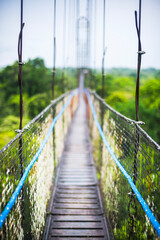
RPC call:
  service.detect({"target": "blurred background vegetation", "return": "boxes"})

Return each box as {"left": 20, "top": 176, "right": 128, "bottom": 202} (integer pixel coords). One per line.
{"left": 88, "top": 68, "right": 160, "bottom": 144}
{"left": 0, "top": 58, "right": 77, "bottom": 149}
{"left": 0, "top": 58, "right": 160, "bottom": 149}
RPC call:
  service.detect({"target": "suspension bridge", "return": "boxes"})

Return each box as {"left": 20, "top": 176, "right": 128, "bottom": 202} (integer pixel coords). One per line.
{"left": 0, "top": 0, "right": 160, "bottom": 239}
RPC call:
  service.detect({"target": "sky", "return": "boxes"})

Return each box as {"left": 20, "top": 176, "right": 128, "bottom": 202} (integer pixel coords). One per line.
{"left": 0, "top": 0, "right": 160, "bottom": 69}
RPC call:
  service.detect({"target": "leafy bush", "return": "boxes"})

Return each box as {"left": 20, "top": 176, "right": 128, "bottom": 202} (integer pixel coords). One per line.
{"left": 28, "top": 93, "right": 50, "bottom": 119}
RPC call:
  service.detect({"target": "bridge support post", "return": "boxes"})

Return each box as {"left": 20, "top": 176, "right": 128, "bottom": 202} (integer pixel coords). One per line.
{"left": 128, "top": 0, "right": 145, "bottom": 238}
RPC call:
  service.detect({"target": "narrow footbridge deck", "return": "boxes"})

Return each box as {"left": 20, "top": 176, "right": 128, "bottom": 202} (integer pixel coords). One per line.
{"left": 46, "top": 96, "right": 108, "bottom": 239}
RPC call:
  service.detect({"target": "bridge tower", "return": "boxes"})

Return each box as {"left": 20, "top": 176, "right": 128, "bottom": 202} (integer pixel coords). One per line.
{"left": 76, "top": 0, "right": 91, "bottom": 71}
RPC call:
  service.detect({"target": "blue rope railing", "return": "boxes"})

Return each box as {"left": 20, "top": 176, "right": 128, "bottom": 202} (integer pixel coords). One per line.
{"left": 0, "top": 91, "right": 75, "bottom": 229}
{"left": 85, "top": 89, "right": 160, "bottom": 237}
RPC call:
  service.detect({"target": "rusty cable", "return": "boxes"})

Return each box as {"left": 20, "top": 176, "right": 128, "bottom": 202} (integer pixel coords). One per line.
{"left": 102, "top": 0, "right": 106, "bottom": 99}
{"left": 52, "top": 0, "right": 56, "bottom": 100}
{"left": 134, "top": 0, "right": 145, "bottom": 122}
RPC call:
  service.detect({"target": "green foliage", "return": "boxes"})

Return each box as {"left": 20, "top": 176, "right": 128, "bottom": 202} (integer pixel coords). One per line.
{"left": 106, "top": 92, "right": 127, "bottom": 106}
{"left": 0, "top": 115, "right": 29, "bottom": 149}
{"left": 22, "top": 58, "right": 51, "bottom": 97}
{"left": 28, "top": 93, "right": 50, "bottom": 119}
{"left": 7, "top": 94, "right": 20, "bottom": 116}
{"left": 0, "top": 58, "right": 77, "bottom": 148}
{"left": 1, "top": 61, "right": 159, "bottom": 146}
{"left": 89, "top": 68, "right": 160, "bottom": 144}
{"left": 140, "top": 78, "right": 160, "bottom": 109}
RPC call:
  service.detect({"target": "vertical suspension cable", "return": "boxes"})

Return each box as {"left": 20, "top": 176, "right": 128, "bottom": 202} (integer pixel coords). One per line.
{"left": 135, "top": 0, "right": 145, "bottom": 121}
{"left": 134, "top": 0, "right": 145, "bottom": 185}
{"left": 128, "top": 1, "right": 145, "bottom": 237}
{"left": 18, "top": 0, "right": 24, "bottom": 130}
{"left": 17, "top": 0, "right": 25, "bottom": 178}
{"left": 102, "top": 0, "right": 106, "bottom": 99}
{"left": 86, "top": 0, "right": 90, "bottom": 70}
{"left": 68, "top": 0, "right": 72, "bottom": 63}
{"left": 17, "top": 0, "right": 25, "bottom": 229}
{"left": 103, "top": 0, "right": 105, "bottom": 60}
{"left": 86, "top": 0, "right": 90, "bottom": 87}
{"left": 94, "top": 0, "right": 97, "bottom": 70}
{"left": 76, "top": 0, "right": 79, "bottom": 87}
{"left": 72, "top": 0, "right": 76, "bottom": 75}
{"left": 62, "top": 0, "right": 66, "bottom": 93}
{"left": 52, "top": 0, "right": 56, "bottom": 100}
{"left": 67, "top": 0, "right": 72, "bottom": 89}
{"left": 133, "top": 0, "right": 145, "bottom": 189}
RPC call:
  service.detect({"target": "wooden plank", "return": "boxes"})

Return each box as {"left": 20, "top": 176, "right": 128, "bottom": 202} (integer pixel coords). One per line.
{"left": 59, "top": 176, "right": 94, "bottom": 179}
{"left": 60, "top": 168, "right": 93, "bottom": 171}
{"left": 56, "top": 189, "right": 96, "bottom": 194}
{"left": 51, "top": 209, "right": 102, "bottom": 215}
{"left": 58, "top": 182, "right": 95, "bottom": 185}
{"left": 53, "top": 203, "right": 99, "bottom": 209}
{"left": 56, "top": 192, "right": 96, "bottom": 195}
{"left": 51, "top": 222, "right": 103, "bottom": 229}
{"left": 61, "top": 167, "right": 93, "bottom": 169}
{"left": 63, "top": 158, "right": 90, "bottom": 160}
{"left": 62, "top": 165, "right": 93, "bottom": 168}
{"left": 58, "top": 179, "right": 95, "bottom": 182}
{"left": 57, "top": 182, "right": 97, "bottom": 186}
{"left": 59, "top": 180, "right": 94, "bottom": 183}
{"left": 54, "top": 198, "right": 98, "bottom": 204}
{"left": 63, "top": 158, "right": 91, "bottom": 160}
{"left": 50, "top": 229, "right": 105, "bottom": 237}
{"left": 58, "top": 174, "right": 92, "bottom": 177}
{"left": 63, "top": 153, "right": 90, "bottom": 156}
{"left": 62, "top": 160, "right": 91, "bottom": 163}
{"left": 59, "top": 179, "right": 94, "bottom": 182}
{"left": 55, "top": 194, "right": 97, "bottom": 199}
{"left": 57, "top": 186, "right": 97, "bottom": 190}
{"left": 63, "top": 160, "right": 92, "bottom": 162}
{"left": 58, "top": 171, "right": 93, "bottom": 176}
{"left": 51, "top": 215, "right": 103, "bottom": 221}
{"left": 49, "top": 237, "right": 105, "bottom": 240}
{"left": 60, "top": 171, "right": 92, "bottom": 173}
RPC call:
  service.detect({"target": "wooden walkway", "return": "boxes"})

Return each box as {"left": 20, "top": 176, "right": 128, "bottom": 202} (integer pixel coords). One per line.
{"left": 45, "top": 96, "right": 109, "bottom": 240}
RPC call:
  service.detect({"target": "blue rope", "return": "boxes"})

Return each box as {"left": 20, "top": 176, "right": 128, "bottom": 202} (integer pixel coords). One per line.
{"left": 85, "top": 89, "right": 160, "bottom": 237}
{"left": 0, "top": 91, "right": 75, "bottom": 229}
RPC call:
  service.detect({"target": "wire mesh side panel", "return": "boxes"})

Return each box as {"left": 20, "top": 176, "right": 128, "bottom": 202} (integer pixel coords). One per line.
{"left": 55, "top": 100, "right": 64, "bottom": 165}
{"left": 0, "top": 92, "right": 77, "bottom": 240}
{"left": 89, "top": 92, "right": 160, "bottom": 240}
{"left": 23, "top": 109, "right": 54, "bottom": 239}
{"left": 0, "top": 135, "right": 23, "bottom": 240}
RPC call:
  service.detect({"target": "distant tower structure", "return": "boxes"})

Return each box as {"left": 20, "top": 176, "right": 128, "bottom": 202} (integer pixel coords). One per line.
{"left": 77, "top": 0, "right": 91, "bottom": 70}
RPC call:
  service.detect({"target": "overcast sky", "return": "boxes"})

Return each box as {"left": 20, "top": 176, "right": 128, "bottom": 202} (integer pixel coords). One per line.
{"left": 0, "top": 0, "right": 160, "bottom": 69}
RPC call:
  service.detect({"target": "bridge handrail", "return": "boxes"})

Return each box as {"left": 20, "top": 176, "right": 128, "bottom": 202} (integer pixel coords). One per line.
{"left": 92, "top": 90, "right": 160, "bottom": 151}
{"left": 0, "top": 92, "right": 70, "bottom": 157}
{"left": 86, "top": 89, "right": 160, "bottom": 237}
{"left": 0, "top": 90, "right": 76, "bottom": 229}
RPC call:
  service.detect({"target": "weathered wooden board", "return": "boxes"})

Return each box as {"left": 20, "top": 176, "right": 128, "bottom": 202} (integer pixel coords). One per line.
{"left": 55, "top": 193, "right": 97, "bottom": 199}
{"left": 46, "top": 97, "right": 108, "bottom": 240}
{"left": 57, "top": 186, "right": 97, "bottom": 190}
{"left": 56, "top": 189, "right": 96, "bottom": 194}
{"left": 50, "top": 229, "right": 105, "bottom": 237}
{"left": 51, "top": 222, "right": 103, "bottom": 229}
{"left": 53, "top": 203, "right": 100, "bottom": 209}
{"left": 51, "top": 215, "right": 104, "bottom": 221}
{"left": 54, "top": 198, "right": 98, "bottom": 204}
{"left": 51, "top": 209, "right": 102, "bottom": 215}
{"left": 48, "top": 238, "right": 105, "bottom": 240}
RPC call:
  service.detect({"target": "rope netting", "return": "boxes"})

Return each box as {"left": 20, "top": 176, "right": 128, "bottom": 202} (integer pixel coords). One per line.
{"left": 86, "top": 90, "right": 160, "bottom": 240}
{"left": 0, "top": 91, "right": 78, "bottom": 239}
